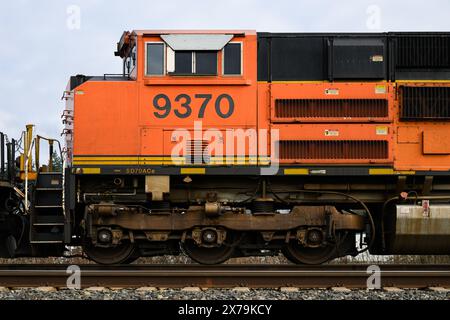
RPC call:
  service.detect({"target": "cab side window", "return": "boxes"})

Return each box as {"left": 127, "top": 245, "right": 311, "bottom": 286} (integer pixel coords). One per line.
{"left": 196, "top": 51, "right": 217, "bottom": 75}
{"left": 174, "top": 51, "right": 193, "bottom": 74}
{"left": 146, "top": 43, "right": 165, "bottom": 75}
{"left": 223, "top": 43, "right": 242, "bottom": 75}
{"left": 173, "top": 51, "right": 217, "bottom": 75}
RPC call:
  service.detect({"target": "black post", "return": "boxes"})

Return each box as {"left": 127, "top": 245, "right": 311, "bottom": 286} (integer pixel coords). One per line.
{"left": 0, "top": 132, "right": 4, "bottom": 179}
{"left": 7, "top": 139, "right": 15, "bottom": 182}
{"left": 11, "top": 139, "right": 16, "bottom": 182}
{"left": 6, "top": 142, "right": 12, "bottom": 181}
{"left": 49, "top": 141, "right": 54, "bottom": 172}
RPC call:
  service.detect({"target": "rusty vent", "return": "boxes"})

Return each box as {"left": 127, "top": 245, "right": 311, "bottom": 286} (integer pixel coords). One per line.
{"left": 279, "top": 140, "right": 388, "bottom": 159}
{"left": 396, "top": 36, "right": 450, "bottom": 69}
{"left": 400, "top": 86, "right": 450, "bottom": 120}
{"left": 185, "top": 140, "right": 210, "bottom": 164}
{"left": 274, "top": 99, "right": 388, "bottom": 118}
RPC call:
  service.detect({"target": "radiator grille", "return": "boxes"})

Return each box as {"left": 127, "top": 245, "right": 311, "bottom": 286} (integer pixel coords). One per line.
{"left": 400, "top": 86, "right": 450, "bottom": 120}
{"left": 279, "top": 140, "right": 388, "bottom": 160}
{"left": 396, "top": 36, "right": 450, "bottom": 69}
{"left": 274, "top": 99, "right": 388, "bottom": 118}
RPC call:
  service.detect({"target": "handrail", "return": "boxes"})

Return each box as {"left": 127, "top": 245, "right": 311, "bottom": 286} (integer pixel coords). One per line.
{"left": 61, "top": 150, "right": 67, "bottom": 219}
{"left": 60, "top": 90, "right": 72, "bottom": 101}
{"left": 103, "top": 73, "right": 130, "bottom": 80}
{"left": 24, "top": 139, "right": 35, "bottom": 213}
{"left": 24, "top": 134, "right": 64, "bottom": 214}
{"left": 61, "top": 128, "right": 72, "bottom": 136}
{"left": 0, "top": 132, "right": 5, "bottom": 180}
{"left": 36, "top": 135, "right": 63, "bottom": 156}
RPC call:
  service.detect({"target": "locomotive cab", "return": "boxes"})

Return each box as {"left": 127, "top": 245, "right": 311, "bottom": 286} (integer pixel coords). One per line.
{"left": 115, "top": 30, "right": 245, "bottom": 78}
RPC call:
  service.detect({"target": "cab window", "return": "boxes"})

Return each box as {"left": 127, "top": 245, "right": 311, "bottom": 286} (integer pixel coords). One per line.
{"left": 223, "top": 43, "right": 242, "bottom": 75}
{"left": 173, "top": 51, "right": 217, "bottom": 75}
{"left": 146, "top": 43, "right": 165, "bottom": 75}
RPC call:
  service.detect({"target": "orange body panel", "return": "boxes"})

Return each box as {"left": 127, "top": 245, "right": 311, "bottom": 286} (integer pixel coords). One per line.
{"left": 394, "top": 83, "right": 450, "bottom": 171}
{"left": 73, "top": 81, "right": 139, "bottom": 155}
{"left": 69, "top": 31, "right": 450, "bottom": 173}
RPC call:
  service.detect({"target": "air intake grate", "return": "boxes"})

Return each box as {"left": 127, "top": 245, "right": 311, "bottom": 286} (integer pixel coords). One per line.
{"left": 395, "top": 36, "right": 450, "bottom": 69}
{"left": 279, "top": 140, "right": 388, "bottom": 160}
{"left": 185, "top": 140, "right": 210, "bottom": 164}
{"left": 400, "top": 86, "right": 450, "bottom": 120}
{"left": 274, "top": 99, "right": 388, "bottom": 118}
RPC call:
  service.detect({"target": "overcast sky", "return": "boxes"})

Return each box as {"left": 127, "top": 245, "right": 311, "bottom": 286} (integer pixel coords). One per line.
{"left": 1, "top": 0, "right": 449, "bottom": 144}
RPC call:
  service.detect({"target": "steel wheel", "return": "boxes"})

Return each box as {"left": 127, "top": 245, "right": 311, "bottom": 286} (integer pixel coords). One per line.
{"left": 181, "top": 232, "right": 238, "bottom": 265}
{"left": 282, "top": 242, "right": 336, "bottom": 265}
{"left": 182, "top": 242, "right": 235, "bottom": 265}
{"left": 84, "top": 243, "right": 136, "bottom": 265}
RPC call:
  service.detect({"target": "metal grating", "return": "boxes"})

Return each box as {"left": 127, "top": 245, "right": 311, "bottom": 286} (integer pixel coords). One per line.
{"left": 400, "top": 86, "right": 450, "bottom": 120}
{"left": 279, "top": 140, "right": 388, "bottom": 160}
{"left": 274, "top": 99, "right": 388, "bottom": 118}
{"left": 396, "top": 36, "right": 450, "bottom": 69}
{"left": 185, "top": 140, "right": 210, "bottom": 164}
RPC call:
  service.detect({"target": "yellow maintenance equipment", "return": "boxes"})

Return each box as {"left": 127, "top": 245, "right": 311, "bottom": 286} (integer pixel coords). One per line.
{"left": 19, "top": 124, "right": 37, "bottom": 181}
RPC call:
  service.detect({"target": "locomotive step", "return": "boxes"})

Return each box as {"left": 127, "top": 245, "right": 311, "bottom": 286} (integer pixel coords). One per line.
{"left": 35, "top": 188, "right": 63, "bottom": 191}
{"left": 32, "top": 215, "right": 65, "bottom": 226}
{"left": 29, "top": 232, "right": 64, "bottom": 243}
{"left": 29, "top": 240, "right": 64, "bottom": 244}
{"left": 32, "top": 222, "right": 64, "bottom": 226}
{"left": 36, "top": 173, "right": 62, "bottom": 189}
{"left": 37, "top": 172, "right": 64, "bottom": 175}
{"left": 34, "top": 205, "right": 63, "bottom": 208}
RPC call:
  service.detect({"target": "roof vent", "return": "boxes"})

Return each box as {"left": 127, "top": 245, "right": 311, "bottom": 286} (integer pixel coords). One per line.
{"left": 161, "top": 34, "right": 233, "bottom": 51}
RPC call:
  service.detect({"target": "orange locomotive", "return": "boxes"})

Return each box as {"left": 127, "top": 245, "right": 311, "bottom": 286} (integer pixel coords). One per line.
{"left": 2, "top": 30, "right": 450, "bottom": 264}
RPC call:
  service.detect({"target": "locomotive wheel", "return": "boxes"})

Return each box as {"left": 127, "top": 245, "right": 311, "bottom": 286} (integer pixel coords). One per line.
{"left": 282, "top": 242, "right": 336, "bottom": 265}
{"left": 181, "top": 233, "right": 238, "bottom": 265}
{"left": 84, "top": 243, "right": 136, "bottom": 265}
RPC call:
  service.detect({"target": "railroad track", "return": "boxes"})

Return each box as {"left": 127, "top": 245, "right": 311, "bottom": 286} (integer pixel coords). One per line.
{"left": 0, "top": 264, "right": 449, "bottom": 289}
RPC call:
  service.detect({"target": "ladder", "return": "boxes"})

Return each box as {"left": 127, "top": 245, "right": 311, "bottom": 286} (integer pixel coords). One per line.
{"left": 29, "top": 172, "right": 65, "bottom": 244}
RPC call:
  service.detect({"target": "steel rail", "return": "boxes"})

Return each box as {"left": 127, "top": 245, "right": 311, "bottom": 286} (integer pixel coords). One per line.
{"left": 0, "top": 264, "right": 448, "bottom": 288}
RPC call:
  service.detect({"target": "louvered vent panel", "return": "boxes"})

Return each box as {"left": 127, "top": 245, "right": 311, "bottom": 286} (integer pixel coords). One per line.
{"left": 400, "top": 86, "right": 450, "bottom": 120}
{"left": 396, "top": 36, "right": 450, "bottom": 69}
{"left": 185, "top": 140, "right": 210, "bottom": 164}
{"left": 274, "top": 99, "right": 388, "bottom": 118}
{"left": 279, "top": 140, "right": 388, "bottom": 160}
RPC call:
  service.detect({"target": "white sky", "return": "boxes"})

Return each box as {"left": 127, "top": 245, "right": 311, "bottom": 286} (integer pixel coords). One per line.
{"left": 0, "top": 0, "right": 449, "bottom": 143}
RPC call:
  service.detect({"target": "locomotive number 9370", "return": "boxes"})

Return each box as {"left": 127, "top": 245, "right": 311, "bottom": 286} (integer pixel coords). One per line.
{"left": 152, "top": 93, "right": 235, "bottom": 119}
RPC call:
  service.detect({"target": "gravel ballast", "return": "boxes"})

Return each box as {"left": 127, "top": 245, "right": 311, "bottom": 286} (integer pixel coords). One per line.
{"left": 0, "top": 288, "right": 448, "bottom": 300}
